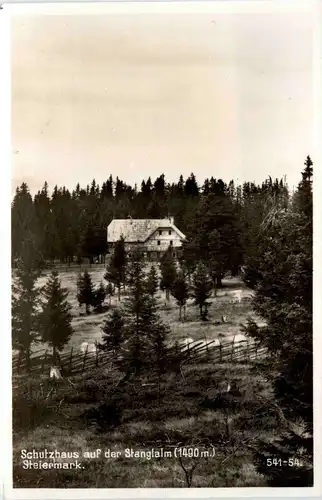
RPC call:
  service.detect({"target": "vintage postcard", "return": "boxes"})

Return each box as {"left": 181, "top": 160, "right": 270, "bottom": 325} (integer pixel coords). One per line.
{"left": 1, "top": 0, "right": 321, "bottom": 498}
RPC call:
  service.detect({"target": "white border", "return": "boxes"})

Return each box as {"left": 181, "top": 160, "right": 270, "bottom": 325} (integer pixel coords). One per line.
{"left": 0, "top": 1, "right": 321, "bottom": 499}
{"left": 0, "top": 2, "right": 13, "bottom": 499}
{"left": 1, "top": 0, "right": 319, "bottom": 14}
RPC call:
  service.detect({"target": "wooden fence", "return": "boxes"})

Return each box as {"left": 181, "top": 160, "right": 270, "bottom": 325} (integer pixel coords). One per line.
{"left": 178, "top": 337, "right": 266, "bottom": 364}
{"left": 12, "top": 337, "right": 266, "bottom": 382}
{"left": 12, "top": 343, "right": 110, "bottom": 378}
{"left": 42, "top": 262, "right": 107, "bottom": 275}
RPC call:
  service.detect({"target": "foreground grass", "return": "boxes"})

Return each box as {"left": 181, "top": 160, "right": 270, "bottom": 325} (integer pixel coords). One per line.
{"left": 13, "top": 358, "right": 277, "bottom": 488}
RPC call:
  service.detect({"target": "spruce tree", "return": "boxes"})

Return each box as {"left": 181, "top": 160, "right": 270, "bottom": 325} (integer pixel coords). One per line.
{"left": 11, "top": 183, "right": 39, "bottom": 264}
{"left": 183, "top": 191, "right": 244, "bottom": 286}
{"left": 160, "top": 247, "right": 177, "bottom": 301}
{"left": 171, "top": 270, "right": 189, "bottom": 321}
{"left": 105, "top": 236, "right": 127, "bottom": 301}
{"left": 50, "top": 185, "right": 75, "bottom": 263}
{"left": 39, "top": 271, "right": 73, "bottom": 364}
{"left": 146, "top": 265, "right": 159, "bottom": 297}
{"left": 77, "top": 270, "right": 95, "bottom": 314}
{"left": 247, "top": 159, "right": 313, "bottom": 486}
{"left": 120, "top": 248, "right": 150, "bottom": 376}
{"left": 207, "top": 229, "right": 224, "bottom": 294}
{"left": 192, "top": 263, "right": 212, "bottom": 320}
{"left": 184, "top": 173, "right": 199, "bottom": 197}
{"left": 12, "top": 244, "right": 42, "bottom": 371}
{"left": 34, "top": 181, "right": 53, "bottom": 262}
{"left": 148, "top": 298, "right": 170, "bottom": 403}
{"left": 240, "top": 177, "right": 289, "bottom": 289}
{"left": 100, "top": 308, "right": 124, "bottom": 356}
{"left": 293, "top": 155, "right": 313, "bottom": 218}
{"left": 92, "top": 282, "right": 106, "bottom": 312}
{"left": 120, "top": 249, "right": 169, "bottom": 385}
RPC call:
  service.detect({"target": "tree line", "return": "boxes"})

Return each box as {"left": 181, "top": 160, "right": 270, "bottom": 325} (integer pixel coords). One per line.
{"left": 12, "top": 172, "right": 288, "bottom": 276}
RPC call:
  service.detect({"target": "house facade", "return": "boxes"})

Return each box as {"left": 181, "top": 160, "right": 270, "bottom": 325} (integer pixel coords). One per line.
{"left": 107, "top": 216, "right": 185, "bottom": 260}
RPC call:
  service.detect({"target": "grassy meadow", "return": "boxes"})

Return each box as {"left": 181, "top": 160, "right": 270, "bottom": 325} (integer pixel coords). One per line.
{"left": 12, "top": 265, "right": 276, "bottom": 488}
{"left": 34, "top": 265, "right": 258, "bottom": 352}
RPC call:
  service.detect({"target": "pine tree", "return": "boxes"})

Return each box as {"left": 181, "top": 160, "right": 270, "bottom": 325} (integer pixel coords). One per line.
{"left": 34, "top": 181, "right": 52, "bottom": 262}
{"left": 12, "top": 183, "right": 43, "bottom": 267}
{"left": 77, "top": 271, "right": 95, "bottom": 314}
{"left": 192, "top": 263, "right": 212, "bottom": 321}
{"left": 148, "top": 299, "right": 170, "bottom": 403}
{"left": 100, "top": 308, "right": 124, "bottom": 356}
{"left": 146, "top": 265, "right": 159, "bottom": 297}
{"left": 208, "top": 229, "right": 224, "bottom": 294}
{"left": 240, "top": 177, "right": 289, "bottom": 289}
{"left": 39, "top": 271, "right": 73, "bottom": 364}
{"left": 183, "top": 192, "right": 244, "bottom": 286}
{"left": 247, "top": 159, "right": 313, "bottom": 486}
{"left": 105, "top": 237, "right": 127, "bottom": 301}
{"left": 120, "top": 249, "right": 150, "bottom": 376}
{"left": 125, "top": 248, "right": 146, "bottom": 300}
{"left": 50, "top": 186, "right": 75, "bottom": 263}
{"left": 160, "top": 247, "right": 177, "bottom": 301}
{"left": 171, "top": 270, "right": 189, "bottom": 321}
{"left": 118, "top": 248, "right": 170, "bottom": 387}
{"left": 184, "top": 173, "right": 199, "bottom": 197}
{"left": 12, "top": 247, "right": 42, "bottom": 371}
{"left": 92, "top": 282, "right": 106, "bottom": 312}
{"left": 293, "top": 155, "right": 312, "bottom": 218}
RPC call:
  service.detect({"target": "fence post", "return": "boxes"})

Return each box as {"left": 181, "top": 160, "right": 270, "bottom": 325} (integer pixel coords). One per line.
{"left": 95, "top": 341, "right": 99, "bottom": 367}
{"left": 57, "top": 351, "right": 64, "bottom": 376}
{"left": 175, "top": 342, "right": 179, "bottom": 358}
{"left": 69, "top": 347, "right": 74, "bottom": 375}
{"left": 247, "top": 339, "right": 250, "bottom": 362}
{"left": 42, "top": 350, "right": 48, "bottom": 374}
{"left": 28, "top": 380, "right": 32, "bottom": 398}
{"left": 230, "top": 340, "right": 235, "bottom": 363}
{"left": 204, "top": 335, "right": 209, "bottom": 357}
{"left": 82, "top": 345, "right": 88, "bottom": 373}
{"left": 17, "top": 351, "right": 21, "bottom": 374}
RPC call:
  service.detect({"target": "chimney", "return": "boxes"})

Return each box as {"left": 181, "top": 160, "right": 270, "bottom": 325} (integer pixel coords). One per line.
{"left": 169, "top": 215, "right": 174, "bottom": 225}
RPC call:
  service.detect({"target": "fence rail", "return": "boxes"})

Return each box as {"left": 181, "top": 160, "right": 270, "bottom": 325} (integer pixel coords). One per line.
{"left": 12, "top": 337, "right": 267, "bottom": 384}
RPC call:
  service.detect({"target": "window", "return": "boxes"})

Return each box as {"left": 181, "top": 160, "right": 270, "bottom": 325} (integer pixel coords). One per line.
{"left": 157, "top": 240, "right": 161, "bottom": 245}
{"left": 173, "top": 253, "right": 176, "bottom": 258}
{"left": 159, "top": 230, "right": 162, "bottom": 236}
{"left": 169, "top": 230, "right": 172, "bottom": 235}
{"left": 170, "top": 240, "right": 173, "bottom": 246}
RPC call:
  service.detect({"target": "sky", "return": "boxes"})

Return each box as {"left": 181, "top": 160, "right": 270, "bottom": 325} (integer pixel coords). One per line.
{"left": 11, "top": 9, "right": 314, "bottom": 196}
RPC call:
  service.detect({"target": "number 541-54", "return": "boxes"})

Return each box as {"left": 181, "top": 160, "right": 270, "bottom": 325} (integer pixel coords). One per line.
{"left": 267, "top": 458, "right": 303, "bottom": 467}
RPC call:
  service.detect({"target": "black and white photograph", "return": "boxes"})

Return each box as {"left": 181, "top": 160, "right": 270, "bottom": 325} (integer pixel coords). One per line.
{"left": 5, "top": 0, "right": 319, "bottom": 493}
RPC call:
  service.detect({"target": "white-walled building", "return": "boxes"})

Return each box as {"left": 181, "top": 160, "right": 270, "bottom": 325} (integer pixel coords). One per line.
{"left": 107, "top": 216, "right": 185, "bottom": 260}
